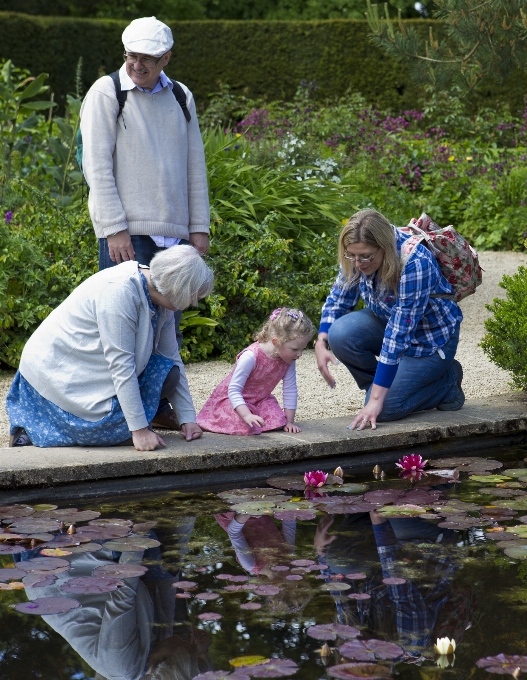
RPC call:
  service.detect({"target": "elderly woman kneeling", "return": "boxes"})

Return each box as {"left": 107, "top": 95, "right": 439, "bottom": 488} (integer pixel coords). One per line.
{"left": 7, "top": 245, "right": 214, "bottom": 451}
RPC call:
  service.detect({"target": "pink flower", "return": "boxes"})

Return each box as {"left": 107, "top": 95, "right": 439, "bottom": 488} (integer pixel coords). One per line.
{"left": 396, "top": 454, "right": 427, "bottom": 472}
{"left": 304, "top": 470, "right": 328, "bottom": 487}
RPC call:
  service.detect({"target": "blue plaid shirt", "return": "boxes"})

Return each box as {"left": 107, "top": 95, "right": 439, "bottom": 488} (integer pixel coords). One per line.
{"left": 320, "top": 228, "right": 462, "bottom": 368}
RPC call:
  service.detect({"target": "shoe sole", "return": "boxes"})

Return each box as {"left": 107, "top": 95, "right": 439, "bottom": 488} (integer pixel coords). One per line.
{"left": 9, "top": 427, "right": 24, "bottom": 447}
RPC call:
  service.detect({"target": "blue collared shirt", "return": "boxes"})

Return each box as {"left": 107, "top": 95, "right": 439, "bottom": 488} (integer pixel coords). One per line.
{"left": 320, "top": 228, "right": 462, "bottom": 384}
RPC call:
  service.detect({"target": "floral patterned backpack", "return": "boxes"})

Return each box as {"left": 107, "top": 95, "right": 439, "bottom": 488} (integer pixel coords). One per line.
{"left": 399, "top": 213, "right": 483, "bottom": 302}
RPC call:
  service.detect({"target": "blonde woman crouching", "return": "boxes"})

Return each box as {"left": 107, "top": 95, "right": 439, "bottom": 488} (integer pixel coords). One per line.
{"left": 314, "top": 208, "right": 464, "bottom": 430}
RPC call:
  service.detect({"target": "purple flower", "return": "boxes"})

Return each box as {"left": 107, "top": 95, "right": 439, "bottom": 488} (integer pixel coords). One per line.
{"left": 4, "top": 211, "right": 13, "bottom": 224}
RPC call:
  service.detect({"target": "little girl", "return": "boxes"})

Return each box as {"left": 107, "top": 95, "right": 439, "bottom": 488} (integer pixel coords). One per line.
{"left": 197, "top": 308, "right": 314, "bottom": 435}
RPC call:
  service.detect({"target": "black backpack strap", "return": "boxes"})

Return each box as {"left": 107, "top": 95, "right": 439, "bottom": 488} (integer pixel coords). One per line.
{"left": 109, "top": 70, "right": 127, "bottom": 119}
{"left": 169, "top": 79, "right": 191, "bottom": 122}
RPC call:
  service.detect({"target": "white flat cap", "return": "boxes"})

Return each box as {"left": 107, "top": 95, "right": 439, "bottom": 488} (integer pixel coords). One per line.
{"left": 122, "top": 17, "right": 174, "bottom": 57}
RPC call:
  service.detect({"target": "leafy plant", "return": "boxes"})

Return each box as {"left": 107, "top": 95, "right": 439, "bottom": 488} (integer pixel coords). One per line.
{"left": 481, "top": 267, "right": 527, "bottom": 391}
{"left": 0, "top": 60, "right": 56, "bottom": 196}
{"left": 366, "top": 0, "right": 527, "bottom": 94}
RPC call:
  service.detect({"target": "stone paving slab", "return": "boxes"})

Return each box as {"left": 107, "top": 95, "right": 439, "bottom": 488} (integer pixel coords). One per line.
{"left": 0, "top": 393, "right": 525, "bottom": 490}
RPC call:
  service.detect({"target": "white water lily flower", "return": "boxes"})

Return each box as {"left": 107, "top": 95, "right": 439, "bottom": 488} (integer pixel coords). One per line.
{"left": 434, "top": 637, "right": 456, "bottom": 655}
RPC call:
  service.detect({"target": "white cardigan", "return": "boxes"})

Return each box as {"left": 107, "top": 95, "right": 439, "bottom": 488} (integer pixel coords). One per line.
{"left": 19, "top": 261, "right": 196, "bottom": 431}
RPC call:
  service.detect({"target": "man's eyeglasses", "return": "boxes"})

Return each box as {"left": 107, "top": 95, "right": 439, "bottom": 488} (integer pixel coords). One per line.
{"left": 343, "top": 247, "right": 380, "bottom": 264}
{"left": 123, "top": 52, "right": 164, "bottom": 68}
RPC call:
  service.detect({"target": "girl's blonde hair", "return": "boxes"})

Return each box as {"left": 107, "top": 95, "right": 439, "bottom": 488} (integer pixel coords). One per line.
{"left": 254, "top": 307, "right": 314, "bottom": 345}
{"left": 338, "top": 208, "right": 400, "bottom": 293}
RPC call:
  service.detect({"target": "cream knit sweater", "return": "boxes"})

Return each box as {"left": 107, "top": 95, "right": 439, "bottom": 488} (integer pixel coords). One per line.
{"left": 80, "top": 72, "right": 210, "bottom": 239}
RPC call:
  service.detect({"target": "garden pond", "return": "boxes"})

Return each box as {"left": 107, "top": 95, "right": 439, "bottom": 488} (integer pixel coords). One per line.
{"left": 2, "top": 446, "right": 527, "bottom": 678}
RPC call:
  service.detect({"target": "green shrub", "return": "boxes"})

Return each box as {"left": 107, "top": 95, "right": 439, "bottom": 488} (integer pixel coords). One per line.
{"left": 198, "top": 217, "right": 338, "bottom": 361}
{"left": 481, "top": 267, "right": 527, "bottom": 391}
{"left": 0, "top": 180, "right": 97, "bottom": 367}
{"left": 1, "top": 13, "right": 526, "bottom": 116}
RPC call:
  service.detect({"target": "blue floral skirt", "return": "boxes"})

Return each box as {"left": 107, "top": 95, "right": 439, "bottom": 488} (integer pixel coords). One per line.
{"left": 6, "top": 354, "right": 175, "bottom": 447}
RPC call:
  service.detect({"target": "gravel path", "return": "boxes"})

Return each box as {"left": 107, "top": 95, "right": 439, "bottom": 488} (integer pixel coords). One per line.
{"left": 0, "top": 251, "right": 524, "bottom": 447}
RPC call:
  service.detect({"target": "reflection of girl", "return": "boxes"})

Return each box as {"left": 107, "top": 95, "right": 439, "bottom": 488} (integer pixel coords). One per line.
{"left": 216, "top": 512, "right": 312, "bottom": 616}
{"left": 215, "top": 512, "right": 296, "bottom": 577}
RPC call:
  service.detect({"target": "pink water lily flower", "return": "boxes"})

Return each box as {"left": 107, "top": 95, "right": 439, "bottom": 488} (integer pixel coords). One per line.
{"left": 396, "top": 454, "right": 427, "bottom": 472}
{"left": 304, "top": 470, "right": 328, "bottom": 487}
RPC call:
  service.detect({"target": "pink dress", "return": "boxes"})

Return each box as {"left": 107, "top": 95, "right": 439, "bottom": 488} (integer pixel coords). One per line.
{"left": 197, "top": 342, "right": 289, "bottom": 435}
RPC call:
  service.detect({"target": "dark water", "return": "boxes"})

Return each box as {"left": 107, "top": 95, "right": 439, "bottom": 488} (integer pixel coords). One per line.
{"left": 2, "top": 444, "right": 527, "bottom": 679}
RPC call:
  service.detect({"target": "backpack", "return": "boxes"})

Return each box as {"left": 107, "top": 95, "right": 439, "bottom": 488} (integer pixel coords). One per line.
{"left": 399, "top": 213, "right": 483, "bottom": 302}
{"left": 75, "top": 70, "right": 191, "bottom": 179}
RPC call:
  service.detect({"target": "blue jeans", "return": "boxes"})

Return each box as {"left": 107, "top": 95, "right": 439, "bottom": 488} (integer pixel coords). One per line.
{"left": 99, "top": 235, "right": 187, "bottom": 415}
{"left": 328, "top": 308, "right": 461, "bottom": 421}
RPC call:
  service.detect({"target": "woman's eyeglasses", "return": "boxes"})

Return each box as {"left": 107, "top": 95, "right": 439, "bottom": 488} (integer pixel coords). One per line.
{"left": 344, "top": 247, "right": 380, "bottom": 264}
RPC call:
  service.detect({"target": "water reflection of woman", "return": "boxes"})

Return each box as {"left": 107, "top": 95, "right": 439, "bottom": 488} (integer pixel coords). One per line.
{"left": 21, "top": 518, "right": 212, "bottom": 680}
{"left": 315, "top": 512, "right": 474, "bottom": 656}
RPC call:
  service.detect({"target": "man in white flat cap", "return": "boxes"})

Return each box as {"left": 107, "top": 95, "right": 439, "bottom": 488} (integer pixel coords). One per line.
{"left": 79, "top": 16, "right": 210, "bottom": 430}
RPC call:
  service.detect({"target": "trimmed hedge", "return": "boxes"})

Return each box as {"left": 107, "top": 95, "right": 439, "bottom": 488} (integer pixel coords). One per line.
{"left": 0, "top": 12, "right": 526, "bottom": 113}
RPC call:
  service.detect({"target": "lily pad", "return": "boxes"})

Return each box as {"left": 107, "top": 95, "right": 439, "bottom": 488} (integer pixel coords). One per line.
{"left": 254, "top": 585, "right": 281, "bottom": 596}
{"left": 476, "top": 654, "right": 527, "bottom": 674}
{"left": 469, "top": 475, "right": 512, "bottom": 483}
{"left": 38, "top": 509, "right": 101, "bottom": 522}
{"left": 271, "top": 566, "right": 290, "bottom": 572}
{"left": 60, "top": 576, "right": 124, "bottom": 593}
{"left": 479, "top": 488, "right": 527, "bottom": 497}
{"left": 306, "top": 623, "right": 360, "bottom": 641}
{"left": 290, "top": 559, "right": 315, "bottom": 567}
{"left": 230, "top": 657, "right": 269, "bottom": 668}
{"left": 285, "top": 574, "right": 303, "bottom": 581}
{"left": 339, "top": 639, "right": 403, "bottom": 661}
{"left": 93, "top": 564, "right": 148, "bottom": 578}
{"left": 198, "top": 612, "right": 222, "bottom": 621}
{"left": 193, "top": 672, "right": 249, "bottom": 680}
{"left": 274, "top": 510, "right": 316, "bottom": 521}
{"left": 132, "top": 521, "right": 159, "bottom": 533}
{"left": 240, "top": 602, "right": 262, "bottom": 610}
{"left": 395, "top": 490, "right": 442, "bottom": 505}
{"left": 337, "top": 484, "right": 370, "bottom": 493}
{"left": 230, "top": 501, "right": 278, "bottom": 515}
{"left": 103, "top": 536, "right": 160, "bottom": 551}
{"left": 40, "top": 549, "right": 72, "bottom": 557}
{"left": 346, "top": 573, "right": 366, "bottom": 580}
{"left": 239, "top": 659, "right": 298, "bottom": 678}
{"left": 68, "top": 542, "right": 103, "bottom": 554}
{"left": 8, "top": 520, "right": 60, "bottom": 534}
{"left": 364, "top": 490, "right": 405, "bottom": 504}
{"left": 172, "top": 581, "right": 197, "bottom": 590}
{"left": 0, "top": 505, "right": 35, "bottom": 519}
{"left": 429, "top": 456, "right": 485, "bottom": 468}
{"left": 32, "top": 504, "right": 58, "bottom": 512}
{"left": 76, "top": 526, "right": 131, "bottom": 540}
{"left": 0, "top": 545, "right": 26, "bottom": 554}
{"left": 22, "top": 573, "right": 58, "bottom": 588}
{"left": 88, "top": 517, "right": 133, "bottom": 526}
{"left": 320, "top": 582, "right": 351, "bottom": 591}
{"left": 348, "top": 593, "right": 371, "bottom": 600}
{"left": 15, "top": 597, "right": 81, "bottom": 615}
{"left": 0, "top": 568, "right": 26, "bottom": 582}
{"left": 376, "top": 504, "right": 426, "bottom": 517}
{"left": 18, "top": 557, "right": 70, "bottom": 572}
{"left": 382, "top": 577, "right": 406, "bottom": 585}
{"left": 196, "top": 592, "right": 220, "bottom": 600}
{"left": 327, "top": 663, "right": 391, "bottom": 679}
{"left": 503, "top": 543, "right": 527, "bottom": 559}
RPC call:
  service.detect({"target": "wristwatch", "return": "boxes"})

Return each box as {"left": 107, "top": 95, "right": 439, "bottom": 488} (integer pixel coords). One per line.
{"left": 314, "top": 338, "right": 329, "bottom": 349}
